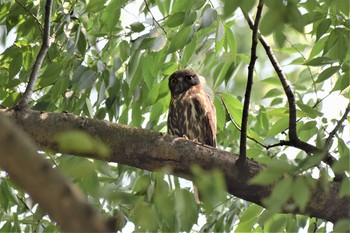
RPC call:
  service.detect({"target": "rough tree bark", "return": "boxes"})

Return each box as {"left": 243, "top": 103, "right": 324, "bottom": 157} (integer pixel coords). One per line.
{"left": 0, "top": 114, "right": 114, "bottom": 232}
{"left": 0, "top": 108, "right": 348, "bottom": 224}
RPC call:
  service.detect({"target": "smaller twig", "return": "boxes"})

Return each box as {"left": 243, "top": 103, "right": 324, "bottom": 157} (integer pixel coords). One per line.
{"left": 220, "top": 96, "right": 267, "bottom": 149}
{"left": 242, "top": 11, "right": 298, "bottom": 141}
{"left": 286, "top": 38, "right": 318, "bottom": 98}
{"left": 325, "top": 103, "right": 350, "bottom": 148}
{"left": 312, "top": 93, "right": 331, "bottom": 109}
{"left": 266, "top": 139, "right": 338, "bottom": 169}
{"left": 53, "top": 0, "right": 78, "bottom": 37}
{"left": 238, "top": 0, "right": 264, "bottom": 165}
{"left": 14, "top": 0, "right": 53, "bottom": 110}
{"left": 312, "top": 218, "right": 318, "bottom": 233}
{"left": 266, "top": 140, "right": 319, "bottom": 154}
{"left": 143, "top": 0, "right": 167, "bottom": 35}
{"left": 15, "top": 0, "right": 43, "bottom": 34}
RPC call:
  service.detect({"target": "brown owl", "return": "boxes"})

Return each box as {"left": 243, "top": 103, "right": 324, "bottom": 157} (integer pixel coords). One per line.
{"left": 167, "top": 69, "right": 216, "bottom": 147}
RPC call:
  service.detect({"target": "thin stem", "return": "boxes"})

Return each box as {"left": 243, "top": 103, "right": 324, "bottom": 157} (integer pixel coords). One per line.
{"left": 242, "top": 10, "right": 342, "bottom": 172}
{"left": 15, "top": 0, "right": 43, "bottom": 34}
{"left": 238, "top": 0, "right": 264, "bottom": 165}
{"left": 143, "top": 0, "right": 167, "bottom": 35}
{"left": 242, "top": 11, "right": 298, "bottom": 141}
{"left": 286, "top": 38, "right": 318, "bottom": 99}
{"left": 325, "top": 103, "right": 350, "bottom": 148}
{"left": 220, "top": 95, "right": 267, "bottom": 149}
{"left": 14, "top": 0, "right": 53, "bottom": 110}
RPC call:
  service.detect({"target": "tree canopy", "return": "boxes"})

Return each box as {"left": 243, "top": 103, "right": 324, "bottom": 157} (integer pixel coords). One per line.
{"left": 0, "top": 0, "right": 349, "bottom": 232}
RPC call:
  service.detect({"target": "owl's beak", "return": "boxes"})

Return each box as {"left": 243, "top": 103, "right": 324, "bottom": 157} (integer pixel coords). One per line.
{"left": 173, "top": 77, "right": 185, "bottom": 92}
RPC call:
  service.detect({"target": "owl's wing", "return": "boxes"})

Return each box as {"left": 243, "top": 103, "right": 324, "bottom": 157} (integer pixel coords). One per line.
{"left": 191, "top": 91, "right": 217, "bottom": 147}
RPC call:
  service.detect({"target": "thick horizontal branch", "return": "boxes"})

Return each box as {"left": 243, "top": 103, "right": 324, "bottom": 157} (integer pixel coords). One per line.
{"left": 1, "top": 109, "right": 349, "bottom": 223}
{"left": 0, "top": 115, "right": 113, "bottom": 232}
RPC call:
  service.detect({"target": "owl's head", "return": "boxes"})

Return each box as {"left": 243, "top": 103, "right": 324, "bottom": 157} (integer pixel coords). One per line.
{"left": 168, "top": 69, "right": 200, "bottom": 96}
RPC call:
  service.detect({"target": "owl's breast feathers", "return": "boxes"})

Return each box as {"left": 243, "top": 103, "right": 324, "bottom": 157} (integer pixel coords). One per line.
{"left": 168, "top": 84, "right": 216, "bottom": 147}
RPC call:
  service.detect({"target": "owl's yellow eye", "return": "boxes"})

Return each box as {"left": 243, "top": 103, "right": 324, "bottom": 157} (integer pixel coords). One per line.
{"left": 170, "top": 78, "right": 177, "bottom": 83}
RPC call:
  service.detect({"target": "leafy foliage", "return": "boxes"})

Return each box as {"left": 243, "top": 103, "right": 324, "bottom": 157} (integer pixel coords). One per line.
{"left": 0, "top": 0, "right": 349, "bottom": 232}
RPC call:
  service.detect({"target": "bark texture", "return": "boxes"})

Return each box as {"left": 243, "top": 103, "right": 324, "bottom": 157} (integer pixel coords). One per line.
{"left": 0, "top": 109, "right": 348, "bottom": 223}
{"left": 0, "top": 113, "right": 114, "bottom": 232}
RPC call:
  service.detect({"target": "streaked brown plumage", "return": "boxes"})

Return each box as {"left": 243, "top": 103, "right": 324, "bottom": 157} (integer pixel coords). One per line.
{"left": 167, "top": 69, "right": 216, "bottom": 147}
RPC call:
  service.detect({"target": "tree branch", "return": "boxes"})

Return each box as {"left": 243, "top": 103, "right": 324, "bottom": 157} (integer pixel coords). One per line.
{"left": 0, "top": 115, "right": 114, "bottom": 232}
{"left": 15, "top": 0, "right": 44, "bottom": 34}
{"left": 143, "top": 0, "right": 167, "bottom": 35}
{"left": 239, "top": 0, "right": 264, "bottom": 165}
{"left": 220, "top": 95, "right": 267, "bottom": 149}
{"left": 242, "top": 11, "right": 298, "bottom": 141}
{"left": 14, "top": 0, "right": 53, "bottom": 110}
{"left": 241, "top": 11, "right": 342, "bottom": 171}
{"left": 325, "top": 103, "right": 350, "bottom": 148}
{"left": 1, "top": 108, "right": 348, "bottom": 223}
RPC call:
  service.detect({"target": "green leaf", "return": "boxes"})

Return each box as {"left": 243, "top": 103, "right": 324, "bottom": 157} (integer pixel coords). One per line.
{"left": 85, "top": 0, "right": 107, "bottom": 13}
{"left": 332, "top": 0, "right": 350, "bottom": 15}
{"left": 339, "top": 179, "right": 350, "bottom": 197}
{"left": 316, "top": 19, "right": 331, "bottom": 41}
{"left": 296, "top": 101, "right": 321, "bottom": 119}
{"left": 291, "top": 177, "right": 310, "bottom": 211}
{"left": 77, "top": 30, "right": 87, "bottom": 56}
{"left": 260, "top": 10, "right": 281, "bottom": 36}
{"left": 298, "top": 120, "right": 316, "bottom": 132}
{"left": 220, "top": 93, "right": 243, "bottom": 127}
{"left": 332, "top": 147, "right": 350, "bottom": 174}
{"left": 181, "top": 34, "right": 197, "bottom": 65}
{"left": 332, "top": 73, "right": 350, "bottom": 92}
{"left": 265, "top": 215, "right": 286, "bottom": 233}
{"left": 164, "top": 12, "right": 186, "bottom": 27}
{"left": 72, "top": 65, "right": 98, "bottom": 90}
{"left": 263, "top": 88, "right": 284, "bottom": 98}
{"left": 266, "top": 117, "right": 288, "bottom": 137}
{"left": 9, "top": 53, "right": 22, "bottom": 79}
{"left": 168, "top": 25, "right": 193, "bottom": 53}
{"left": 215, "top": 20, "right": 224, "bottom": 54}
{"left": 130, "top": 201, "right": 159, "bottom": 231}
{"left": 56, "top": 130, "right": 110, "bottom": 158}
{"left": 224, "top": 23, "right": 236, "bottom": 60}
{"left": 130, "top": 22, "right": 145, "bottom": 32}
{"left": 38, "top": 63, "right": 62, "bottom": 88}
{"left": 149, "top": 101, "right": 164, "bottom": 124}
{"left": 263, "top": 177, "right": 292, "bottom": 210}
{"left": 214, "top": 96, "right": 225, "bottom": 131}
{"left": 151, "top": 34, "right": 167, "bottom": 51}
{"left": 223, "top": 0, "right": 239, "bottom": 19}
{"left": 102, "top": 0, "right": 121, "bottom": 33}
{"left": 239, "top": 204, "right": 263, "bottom": 223}
{"left": 315, "top": 66, "right": 340, "bottom": 83}
{"left": 309, "top": 36, "right": 327, "bottom": 59}
{"left": 333, "top": 219, "right": 350, "bottom": 233}
{"left": 249, "top": 169, "right": 281, "bottom": 185}
{"left": 172, "top": 0, "right": 189, "bottom": 13}
{"left": 200, "top": 7, "right": 217, "bottom": 29}
{"left": 174, "top": 189, "right": 198, "bottom": 231}
{"left": 303, "top": 57, "right": 337, "bottom": 66}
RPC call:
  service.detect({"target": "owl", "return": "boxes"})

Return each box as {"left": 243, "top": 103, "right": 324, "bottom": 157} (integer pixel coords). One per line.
{"left": 167, "top": 69, "right": 216, "bottom": 147}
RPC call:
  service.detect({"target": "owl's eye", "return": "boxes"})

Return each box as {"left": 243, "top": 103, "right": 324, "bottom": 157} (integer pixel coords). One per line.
{"left": 170, "top": 78, "right": 177, "bottom": 83}
{"left": 185, "top": 75, "right": 193, "bottom": 81}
